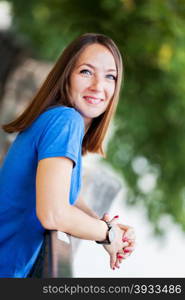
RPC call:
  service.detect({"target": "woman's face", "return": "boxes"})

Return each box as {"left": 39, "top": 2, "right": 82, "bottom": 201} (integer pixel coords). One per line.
{"left": 69, "top": 43, "right": 117, "bottom": 129}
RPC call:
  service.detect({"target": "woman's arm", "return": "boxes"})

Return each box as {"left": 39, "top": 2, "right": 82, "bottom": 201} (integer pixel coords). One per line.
{"left": 74, "top": 196, "right": 100, "bottom": 219}
{"left": 36, "top": 156, "right": 132, "bottom": 269}
{"left": 36, "top": 157, "right": 108, "bottom": 241}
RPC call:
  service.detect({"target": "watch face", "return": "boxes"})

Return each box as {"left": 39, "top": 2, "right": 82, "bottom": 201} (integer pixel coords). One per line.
{"left": 108, "top": 227, "right": 115, "bottom": 243}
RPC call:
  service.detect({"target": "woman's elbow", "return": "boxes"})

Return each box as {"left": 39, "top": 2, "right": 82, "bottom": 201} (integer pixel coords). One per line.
{"left": 37, "top": 214, "right": 56, "bottom": 230}
{"left": 36, "top": 209, "right": 70, "bottom": 232}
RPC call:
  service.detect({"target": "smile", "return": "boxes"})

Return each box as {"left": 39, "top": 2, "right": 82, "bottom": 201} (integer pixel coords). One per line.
{"left": 83, "top": 96, "right": 103, "bottom": 105}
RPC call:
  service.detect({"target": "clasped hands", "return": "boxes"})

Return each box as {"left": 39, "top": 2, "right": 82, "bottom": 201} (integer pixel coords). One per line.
{"left": 101, "top": 213, "right": 135, "bottom": 270}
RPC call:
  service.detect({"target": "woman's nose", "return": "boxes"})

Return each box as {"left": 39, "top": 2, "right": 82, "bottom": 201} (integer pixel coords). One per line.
{"left": 89, "top": 77, "right": 103, "bottom": 92}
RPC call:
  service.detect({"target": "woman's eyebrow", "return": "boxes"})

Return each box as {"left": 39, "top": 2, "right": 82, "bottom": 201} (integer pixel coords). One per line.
{"left": 77, "top": 63, "right": 117, "bottom": 72}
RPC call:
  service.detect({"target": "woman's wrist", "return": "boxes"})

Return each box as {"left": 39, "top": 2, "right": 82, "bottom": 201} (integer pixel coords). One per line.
{"left": 95, "top": 219, "right": 109, "bottom": 242}
{"left": 96, "top": 220, "right": 116, "bottom": 244}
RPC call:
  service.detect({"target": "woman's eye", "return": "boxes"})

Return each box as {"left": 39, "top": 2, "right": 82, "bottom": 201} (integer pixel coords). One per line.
{"left": 106, "top": 74, "right": 117, "bottom": 81}
{"left": 80, "top": 69, "right": 92, "bottom": 76}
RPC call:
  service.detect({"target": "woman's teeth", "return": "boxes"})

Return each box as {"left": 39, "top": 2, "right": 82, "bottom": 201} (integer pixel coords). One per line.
{"left": 84, "top": 97, "right": 102, "bottom": 104}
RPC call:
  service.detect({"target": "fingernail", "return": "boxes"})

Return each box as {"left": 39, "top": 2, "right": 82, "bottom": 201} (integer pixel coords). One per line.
{"left": 117, "top": 255, "right": 123, "bottom": 259}
{"left": 124, "top": 249, "right": 130, "bottom": 253}
{"left": 114, "top": 215, "right": 119, "bottom": 218}
{"left": 113, "top": 267, "right": 115, "bottom": 270}
{"left": 122, "top": 237, "right": 129, "bottom": 242}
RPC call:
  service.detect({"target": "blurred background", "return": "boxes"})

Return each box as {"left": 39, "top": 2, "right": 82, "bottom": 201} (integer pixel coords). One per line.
{"left": 0, "top": 0, "right": 185, "bottom": 277}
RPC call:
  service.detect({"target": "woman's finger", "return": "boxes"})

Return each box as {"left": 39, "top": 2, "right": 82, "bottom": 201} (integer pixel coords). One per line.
{"left": 122, "top": 241, "right": 129, "bottom": 248}
{"left": 114, "top": 259, "right": 120, "bottom": 269}
{"left": 124, "top": 246, "right": 135, "bottom": 253}
{"left": 101, "top": 213, "right": 111, "bottom": 222}
{"left": 129, "top": 240, "right": 136, "bottom": 247}
{"left": 117, "top": 253, "right": 124, "bottom": 263}
{"left": 122, "top": 252, "right": 130, "bottom": 259}
{"left": 123, "top": 237, "right": 135, "bottom": 248}
{"left": 110, "top": 252, "right": 117, "bottom": 270}
{"left": 123, "top": 229, "right": 136, "bottom": 240}
{"left": 115, "top": 255, "right": 124, "bottom": 268}
{"left": 118, "top": 223, "right": 134, "bottom": 231}
{"left": 117, "top": 244, "right": 135, "bottom": 257}
{"left": 109, "top": 215, "right": 120, "bottom": 224}
{"left": 122, "top": 247, "right": 135, "bottom": 258}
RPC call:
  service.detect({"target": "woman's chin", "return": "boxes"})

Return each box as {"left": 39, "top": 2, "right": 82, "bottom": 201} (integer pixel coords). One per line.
{"left": 83, "top": 112, "right": 104, "bottom": 120}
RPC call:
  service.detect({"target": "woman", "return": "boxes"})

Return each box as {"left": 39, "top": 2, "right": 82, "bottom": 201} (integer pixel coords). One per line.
{"left": 0, "top": 33, "right": 135, "bottom": 278}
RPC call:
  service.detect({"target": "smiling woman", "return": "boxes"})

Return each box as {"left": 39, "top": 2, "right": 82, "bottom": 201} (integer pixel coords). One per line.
{"left": 0, "top": 33, "right": 135, "bottom": 278}
{"left": 69, "top": 44, "right": 117, "bottom": 128}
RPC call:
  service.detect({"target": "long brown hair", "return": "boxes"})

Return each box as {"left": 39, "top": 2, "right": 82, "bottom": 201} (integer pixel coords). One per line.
{"left": 2, "top": 33, "right": 123, "bottom": 156}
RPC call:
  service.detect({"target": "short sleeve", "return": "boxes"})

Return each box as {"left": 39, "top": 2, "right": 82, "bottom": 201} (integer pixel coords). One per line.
{"left": 36, "top": 108, "right": 84, "bottom": 166}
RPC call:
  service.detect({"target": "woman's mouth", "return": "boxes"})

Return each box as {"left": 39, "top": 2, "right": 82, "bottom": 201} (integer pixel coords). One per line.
{"left": 83, "top": 96, "right": 103, "bottom": 105}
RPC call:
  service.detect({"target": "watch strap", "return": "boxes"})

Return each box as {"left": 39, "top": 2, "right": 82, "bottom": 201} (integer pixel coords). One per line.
{"left": 95, "top": 220, "right": 112, "bottom": 244}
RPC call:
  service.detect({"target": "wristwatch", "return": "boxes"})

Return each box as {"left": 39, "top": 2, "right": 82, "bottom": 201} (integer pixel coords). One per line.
{"left": 96, "top": 221, "right": 115, "bottom": 244}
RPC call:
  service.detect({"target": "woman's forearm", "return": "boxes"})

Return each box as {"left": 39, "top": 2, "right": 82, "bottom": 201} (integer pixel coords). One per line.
{"left": 75, "top": 202, "right": 100, "bottom": 219}
{"left": 43, "top": 204, "right": 108, "bottom": 241}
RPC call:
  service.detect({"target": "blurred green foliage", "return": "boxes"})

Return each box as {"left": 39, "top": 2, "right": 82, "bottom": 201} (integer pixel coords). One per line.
{"left": 2, "top": 0, "right": 185, "bottom": 234}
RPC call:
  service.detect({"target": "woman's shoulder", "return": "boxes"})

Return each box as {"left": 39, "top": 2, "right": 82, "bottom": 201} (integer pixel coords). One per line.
{"left": 43, "top": 105, "right": 83, "bottom": 122}
{"left": 31, "top": 105, "right": 85, "bottom": 134}
{"left": 26, "top": 105, "right": 84, "bottom": 135}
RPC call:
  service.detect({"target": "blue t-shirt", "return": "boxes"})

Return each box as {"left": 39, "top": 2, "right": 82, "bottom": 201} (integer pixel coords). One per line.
{"left": 0, "top": 106, "right": 84, "bottom": 278}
